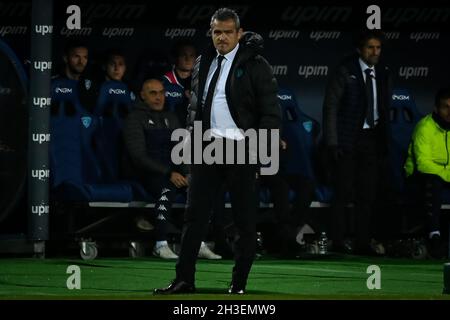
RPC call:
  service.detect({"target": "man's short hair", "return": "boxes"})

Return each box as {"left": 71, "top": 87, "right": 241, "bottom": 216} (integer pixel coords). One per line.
{"left": 435, "top": 87, "right": 450, "bottom": 108}
{"left": 103, "top": 48, "right": 126, "bottom": 66}
{"left": 63, "top": 39, "right": 88, "bottom": 57}
{"left": 170, "top": 39, "right": 197, "bottom": 60}
{"left": 210, "top": 7, "right": 240, "bottom": 30}
{"left": 355, "top": 30, "right": 385, "bottom": 49}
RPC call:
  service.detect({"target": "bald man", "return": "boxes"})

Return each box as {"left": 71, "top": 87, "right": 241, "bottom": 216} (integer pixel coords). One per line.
{"left": 123, "top": 79, "right": 221, "bottom": 260}
{"left": 123, "top": 79, "right": 186, "bottom": 259}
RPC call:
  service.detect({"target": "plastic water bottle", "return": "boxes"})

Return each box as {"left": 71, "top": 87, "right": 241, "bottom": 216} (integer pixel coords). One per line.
{"left": 256, "top": 232, "right": 264, "bottom": 258}
{"left": 318, "top": 232, "right": 328, "bottom": 255}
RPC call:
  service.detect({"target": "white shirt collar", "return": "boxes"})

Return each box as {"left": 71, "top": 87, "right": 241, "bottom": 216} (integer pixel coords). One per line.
{"left": 359, "top": 58, "right": 375, "bottom": 76}
{"left": 217, "top": 43, "right": 239, "bottom": 63}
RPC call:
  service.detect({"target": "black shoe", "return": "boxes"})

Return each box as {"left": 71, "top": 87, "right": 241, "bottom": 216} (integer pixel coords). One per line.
{"left": 429, "top": 235, "right": 446, "bottom": 259}
{"left": 153, "top": 280, "right": 195, "bottom": 295}
{"left": 228, "top": 283, "right": 245, "bottom": 294}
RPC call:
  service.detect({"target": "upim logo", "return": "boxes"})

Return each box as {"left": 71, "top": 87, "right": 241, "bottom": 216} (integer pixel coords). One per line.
{"left": 34, "top": 61, "right": 52, "bottom": 72}
{"left": 277, "top": 94, "right": 293, "bottom": 101}
{"left": 177, "top": 5, "right": 250, "bottom": 25}
{"left": 399, "top": 67, "right": 429, "bottom": 80}
{"left": 102, "top": 27, "right": 134, "bottom": 38}
{"left": 385, "top": 32, "right": 400, "bottom": 40}
{"left": 392, "top": 95, "right": 410, "bottom": 101}
{"left": 410, "top": 32, "right": 440, "bottom": 42}
{"left": 298, "top": 65, "right": 328, "bottom": 78}
{"left": 268, "top": 30, "right": 300, "bottom": 41}
{"left": 271, "top": 65, "right": 288, "bottom": 76}
{"left": 35, "top": 25, "right": 53, "bottom": 35}
{"left": 310, "top": 31, "right": 341, "bottom": 41}
{"left": 109, "top": 88, "right": 126, "bottom": 95}
{"left": 33, "top": 97, "right": 51, "bottom": 108}
{"left": 31, "top": 205, "right": 49, "bottom": 216}
{"left": 32, "top": 133, "right": 51, "bottom": 144}
{"left": 0, "top": 26, "right": 27, "bottom": 37}
{"left": 166, "top": 91, "right": 183, "bottom": 98}
{"left": 55, "top": 87, "right": 72, "bottom": 94}
{"left": 32, "top": 169, "right": 50, "bottom": 181}
{"left": 61, "top": 27, "right": 92, "bottom": 37}
{"left": 165, "top": 28, "right": 196, "bottom": 39}
{"left": 281, "top": 6, "right": 352, "bottom": 27}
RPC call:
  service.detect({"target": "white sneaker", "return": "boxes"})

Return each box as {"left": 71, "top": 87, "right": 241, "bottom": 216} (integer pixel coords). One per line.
{"left": 370, "top": 239, "right": 386, "bottom": 255}
{"left": 198, "top": 244, "right": 222, "bottom": 260}
{"left": 296, "top": 223, "right": 315, "bottom": 245}
{"left": 135, "top": 216, "right": 154, "bottom": 231}
{"left": 153, "top": 244, "right": 178, "bottom": 259}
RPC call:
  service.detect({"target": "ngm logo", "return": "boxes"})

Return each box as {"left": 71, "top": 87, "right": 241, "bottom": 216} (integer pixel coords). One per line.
{"left": 31, "top": 205, "right": 49, "bottom": 216}
{"left": 410, "top": 32, "right": 440, "bottom": 42}
{"left": 277, "top": 94, "right": 293, "bottom": 101}
{"left": 272, "top": 65, "right": 288, "bottom": 76}
{"left": 55, "top": 87, "right": 72, "bottom": 94}
{"left": 392, "top": 95, "right": 410, "bottom": 101}
{"left": 32, "top": 133, "right": 51, "bottom": 144}
{"left": 33, "top": 97, "right": 51, "bottom": 108}
{"left": 268, "top": 30, "right": 300, "bottom": 41}
{"left": 34, "top": 61, "right": 52, "bottom": 72}
{"left": 103, "top": 27, "right": 134, "bottom": 38}
{"left": 298, "top": 65, "right": 328, "bottom": 78}
{"left": 109, "top": 88, "right": 126, "bottom": 95}
{"left": 166, "top": 91, "right": 183, "bottom": 98}
{"left": 32, "top": 169, "right": 50, "bottom": 181}
{"left": 399, "top": 67, "right": 429, "bottom": 80}
{"left": 35, "top": 25, "right": 53, "bottom": 35}
{"left": 310, "top": 31, "right": 341, "bottom": 41}
{"left": 165, "top": 28, "right": 196, "bottom": 39}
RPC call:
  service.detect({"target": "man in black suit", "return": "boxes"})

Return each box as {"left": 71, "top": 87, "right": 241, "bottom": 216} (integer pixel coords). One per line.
{"left": 323, "top": 30, "right": 392, "bottom": 255}
{"left": 154, "top": 7, "right": 281, "bottom": 294}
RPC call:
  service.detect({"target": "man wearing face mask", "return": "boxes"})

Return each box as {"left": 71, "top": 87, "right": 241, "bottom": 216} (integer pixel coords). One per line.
{"left": 404, "top": 88, "right": 450, "bottom": 259}
{"left": 323, "top": 30, "right": 393, "bottom": 256}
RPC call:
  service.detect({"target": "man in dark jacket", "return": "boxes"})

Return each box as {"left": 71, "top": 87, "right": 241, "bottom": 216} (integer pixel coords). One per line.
{"left": 123, "top": 79, "right": 187, "bottom": 259}
{"left": 155, "top": 8, "right": 281, "bottom": 294}
{"left": 323, "top": 30, "right": 392, "bottom": 255}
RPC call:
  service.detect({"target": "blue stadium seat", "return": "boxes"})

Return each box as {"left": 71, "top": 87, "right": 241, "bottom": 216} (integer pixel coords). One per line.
{"left": 94, "top": 80, "right": 134, "bottom": 181}
{"left": 50, "top": 77, "right": 134, "bottom": 202}
{"left": 277, "top": 88, "right": 332, "bottom": 203}
{"left": 163, "top": 82, "right": 185, "bottom": 114}
{"left": 389, "top": 88, "right": 424, "bottom": 198}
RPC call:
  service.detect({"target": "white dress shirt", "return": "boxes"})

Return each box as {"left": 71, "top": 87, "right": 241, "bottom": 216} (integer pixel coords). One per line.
{"left": 359, "top": 58, "right": 379, "bottom": 129}
{"left": 202, "top": 43, "right": 244, "bottom": 140}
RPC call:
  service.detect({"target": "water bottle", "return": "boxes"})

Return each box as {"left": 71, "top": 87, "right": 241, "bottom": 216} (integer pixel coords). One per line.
{"left": 318, "top": 232, "right": 328, "bottom": 255}
{"left": 255, "top": 232, "right": 264, "bottom": 258}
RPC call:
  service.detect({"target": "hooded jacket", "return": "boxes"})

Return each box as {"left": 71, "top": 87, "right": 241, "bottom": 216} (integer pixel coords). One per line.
{"left": 123, "top": 100, "right": 182, "bottom": 177}
{"left": 404, "top": 113, "right": 450, "bottom": 182}
{"left": 186, "top": 31, "right": 281, "bottom": 132}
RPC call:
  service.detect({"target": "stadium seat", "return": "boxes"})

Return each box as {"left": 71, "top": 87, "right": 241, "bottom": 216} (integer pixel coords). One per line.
{"left": 277, "top": 88, "right": 332, "bottom": 203}
{"left": 389, "top": 88, "right": 424, "bottom": 201}
{"left": 50, "top": 78, "right": 134, "bottom": 202}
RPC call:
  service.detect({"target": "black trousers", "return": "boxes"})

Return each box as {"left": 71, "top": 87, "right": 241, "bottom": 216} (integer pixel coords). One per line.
{"left": 140, "top": 175, "right": 179, "bottom": 241}
{"left": 330, "top": 126, "right": 385, "bottom": 249}
{"left": 176, "top": 142, "right": 258, "bottom": 287}
{"left": 417, "top": 173, "right": 449, "bottom": 234}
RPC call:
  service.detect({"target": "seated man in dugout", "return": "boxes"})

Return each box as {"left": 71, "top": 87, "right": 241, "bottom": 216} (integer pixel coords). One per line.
{"left": 123, "top": 78, "right": 221, "bottom": 260}
{"left": 404, "top": 87, "right": 450, "bottom": 259}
